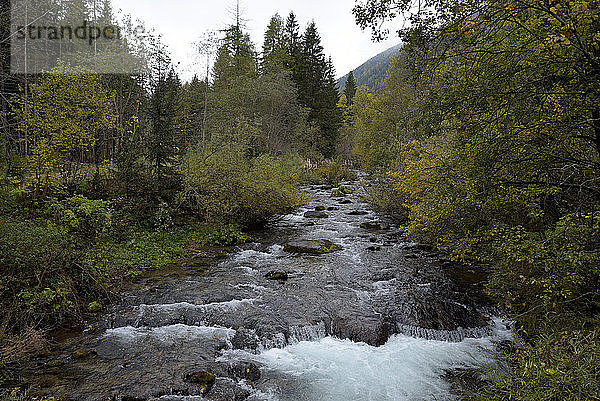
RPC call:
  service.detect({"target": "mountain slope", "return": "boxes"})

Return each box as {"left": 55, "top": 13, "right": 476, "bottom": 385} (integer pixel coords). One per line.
{"left": 338, "top": 43, "right": 403, "bottom": 93}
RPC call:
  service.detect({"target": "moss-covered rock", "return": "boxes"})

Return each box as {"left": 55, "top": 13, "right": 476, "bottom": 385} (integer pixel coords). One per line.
{"left": 72, "top": 349, "right": 88, "bottom": 359}
{"left": 339, "top": 185, "right": 355, "bottom": 194}
{"left": 40, "top": 396, "right": 70, "bottom": 401}
{"left": 186, "top": 371, "right": 216, "bottom": 397}
{"left": 186, "top": 371, "right": 215, "bottom": 385}
{"left": 265, "top": 271, "right": 289, "bottom": 281}
{"left": 284, "top": 240, "right": 342, "bottom": 254}
{"left": 46, "top": 360, "right": 61, "bottom": 368}
{"left": 87, "top": 301, "right": 102, "bottom": 313}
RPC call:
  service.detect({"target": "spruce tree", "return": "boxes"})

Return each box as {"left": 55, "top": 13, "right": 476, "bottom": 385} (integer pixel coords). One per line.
{"left": 344, "top": 71, "right": 357, "bottom": 104}
{"left": 212, "top": 21, "right": 257, "bottom": 89}
{"left": 284, "top": 12, "right": 301, "bottom": 73}
{"left": 146, "top": 38, "right": 181, "bottom": 190}
{"left": 262, "top": 14, "right": 288, "bottom": 74}
{"left": 294, "top": 21, "right": 341, "bottom": 157}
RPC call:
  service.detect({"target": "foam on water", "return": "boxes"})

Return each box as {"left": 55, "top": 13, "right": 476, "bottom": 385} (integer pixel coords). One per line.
{"left": 135, "top": 299, "right": 257, "bottom": 314}
{"left": 104, "top": 324, "right": 236, "bottom": 344}
{"left": 235, "top": 319, "right": 511, "bottom": 401}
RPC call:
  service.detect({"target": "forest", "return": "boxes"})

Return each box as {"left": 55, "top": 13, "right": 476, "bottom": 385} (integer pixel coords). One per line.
{"left": 0, "top": 0, "right": 599, "bottom": 400}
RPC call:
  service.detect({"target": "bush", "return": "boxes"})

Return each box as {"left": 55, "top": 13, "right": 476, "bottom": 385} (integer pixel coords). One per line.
{"left": 315, "top": 158, "right": 356, "bottom": 186}
{"left": 43, "top": 195, "right": 112, "bottom": 239}
{"left": 362, "top": 174, "right": 409, "bottom": 220}
{"left": 83, "top": 223, "right": 248, "bottom": 280}
{"left": 476, "top": 330, "right": 600, "bottom": 401}
{"left": 0, "top": 219, "right": 85, "bottom": 329}
{"left": 485, "top": 212, "right": 600, "bottom": 333}
{"left": 182, "top": 147, "right": 306, "bottom": 225}
{"left": 84, "top": 230, "right": 189, "bottom": 279}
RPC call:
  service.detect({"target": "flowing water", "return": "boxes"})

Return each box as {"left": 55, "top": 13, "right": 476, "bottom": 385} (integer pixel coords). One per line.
{"left": 17, "top": 178, "right": 512, "bottom": 401}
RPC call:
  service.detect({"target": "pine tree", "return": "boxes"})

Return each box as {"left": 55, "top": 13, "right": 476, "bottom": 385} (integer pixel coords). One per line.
{"left": 146, "top": 38, "right": 181, "bottom": 184}
{"left": 318, "top": 57, "right": 342, "bottom": 156}
{"left": 212, "top": 18, "right": 257, "bottom": 89}
{"left": 284, "top": 12, "right": 301, "bottom": 73}
{"left": 294, "top": 21, "right": 341, "bottom": 157}
{"left": 344, "top": 71, "right": 357, "bottom": 104}
{"left": 262, "top": 14, "right": 288, "bottom": 74}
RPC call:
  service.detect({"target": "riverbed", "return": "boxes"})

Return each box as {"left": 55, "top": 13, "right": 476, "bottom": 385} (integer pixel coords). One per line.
{"left": 18, "top": 178, "right": 511, "bottom": 401}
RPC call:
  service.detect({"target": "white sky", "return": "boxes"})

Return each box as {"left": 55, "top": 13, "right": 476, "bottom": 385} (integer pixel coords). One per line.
{"left": 110, "top": 0, "right": 400, "bottom": 81}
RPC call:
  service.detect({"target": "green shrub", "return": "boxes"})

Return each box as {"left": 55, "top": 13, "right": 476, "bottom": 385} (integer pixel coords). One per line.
{"left": 0, "top": 219, "right": 84, "bottom": 328}
{"left": 315, "top": 158, "right": 356, "bottom": 186}
{"left": 13, "top": 176, "right": 68, "bottom": 208}
{"left": 199, "top": 224, "right": 250, "bottom": 246}
{"left": 182, "top": 147, "right": 306, "bottom": 225}
{"left": 362, "top": 175, "right": 409, "bottom": 220}
{"left": 43, "top": 195, "right": 112, "bottom": 238}
{"left": 84, "top": 224, "right": 248, "bottom": 279}
{"left": 485, "top": 212, "right": 600, "bottom": 333}
{"left": 84, "top": 230, "right": 188, "bottom": 279}
{"left": 476, "top": 330, "right": 600, "bottom": 401}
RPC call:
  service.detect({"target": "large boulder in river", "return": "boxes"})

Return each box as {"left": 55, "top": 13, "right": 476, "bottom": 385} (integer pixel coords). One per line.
{"left": 284, "top": 239, "right": 342, "bottom": 254}
{"left": 332, "top": 315, "right": 396, "bottom": 346}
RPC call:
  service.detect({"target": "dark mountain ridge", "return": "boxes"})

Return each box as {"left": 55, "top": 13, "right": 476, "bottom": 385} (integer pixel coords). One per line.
{"left": 337, "top": 43, "right": 403, "bottom": 93}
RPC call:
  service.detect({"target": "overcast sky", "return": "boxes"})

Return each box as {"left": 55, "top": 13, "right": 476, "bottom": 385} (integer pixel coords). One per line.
{"left": 110, "top": 0, "right": 400, "bottom": 81}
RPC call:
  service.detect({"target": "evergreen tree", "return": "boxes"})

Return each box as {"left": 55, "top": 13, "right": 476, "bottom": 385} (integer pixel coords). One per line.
{"left": 262, "top": 14, "right": 288, "bottom": 74}
{"left": 293, "top": 21, "right": 341, "bottom": 157}
{"left": 344, "top": 71, "right": 357, "bottom": 104}
{"left": 317, "top": 57, "right": 342, "bottom": 156}
{"left": 296, "top": 21, "right": 325, "bottom": 106}
{"left": 212, "top": 23, "right": 257, "bottom": 89}
{"left": 284, "top": 12, "right": 301, "bottom": 72}
{"left": 177, "top": 76, "right": 207, "bottom": 147}
{"left": 146, "top": 38, "right": 182, "bottom": 191}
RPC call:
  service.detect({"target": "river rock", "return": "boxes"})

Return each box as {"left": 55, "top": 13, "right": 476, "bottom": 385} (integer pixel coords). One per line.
{"left": 360, "top": 221, "right": 390, "bottom": 230}
{"left": 72, "top": 349, "right": 89, "bottom": 359}
{"left": 228, "top": 363, "right": 261, "bottom": 382}
{"left": 265, "top": 271, "right": 288, "bottom": 281}
{"left": 284, "top": 239, "right": 342, "bottom": 254}
{"left": 314, "top": 205, "right": 326, "bottom": 211}
{"left": 186, "top": 371, "right": 216, "bottom": 396}
{"left": 327, "top": 206, "right": 339, "bottom": 211}
{"left": 339, "top": 199, "right": 352, "bottom": 205}
{"left": 332, "top": 315, "right": 396, "bottom": 346}
{"left": 304, "top": 211, "right": 329, "bottom": 218}
{"left": 231, "top": 329, "right": 259, "bottom": 351}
